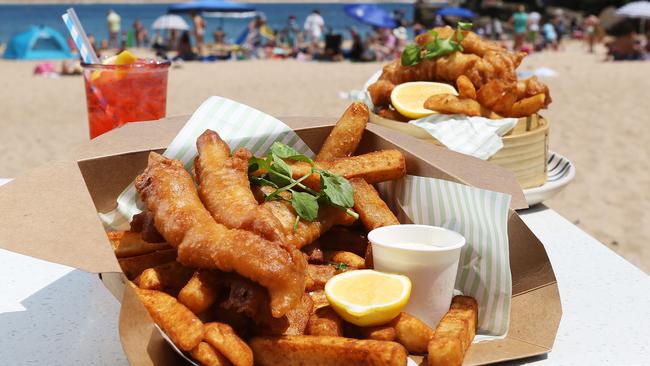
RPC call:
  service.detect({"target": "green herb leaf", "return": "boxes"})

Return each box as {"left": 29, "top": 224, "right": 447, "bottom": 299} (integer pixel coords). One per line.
{"left": 249, "top": 175, "right": 278, "bottom": 188}
{"left": 291, "top": 191, "right": 319, "bottom": 222}
{"left": 327, "top": 261, "right": 350, "bottom": 271}
{"left": 248, "top": 156, "right": 271, "bottom": 174}
{"left": 268, "top": 154, "right": 293, "bottom": 186}
{"left": 401, "top": 44, "right": 421, "bottom": 66}
{"left": 319, "top": 170, "right": 354, "bottom": 209}
{"left": 401, "top": 23, "right": 474, "bottom": 66}
{"left": 458, "top": 22, "right": 473, "bottom": 31}
{"left": 270, "top": 142, "right": 314, "bottom": 164}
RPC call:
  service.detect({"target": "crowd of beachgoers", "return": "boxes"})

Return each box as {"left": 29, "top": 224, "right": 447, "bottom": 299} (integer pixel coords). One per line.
{"left": 76, "top": 5, "right": 650, "bottom": 65}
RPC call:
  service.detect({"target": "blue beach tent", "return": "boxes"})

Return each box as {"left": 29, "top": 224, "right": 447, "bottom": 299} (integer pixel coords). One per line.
{"left": 3, "top": 26, "right": 73, "bottom": 60}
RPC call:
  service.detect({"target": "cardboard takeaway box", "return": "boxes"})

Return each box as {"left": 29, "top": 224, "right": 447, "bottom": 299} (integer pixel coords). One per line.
{"left": 0, "top": 115, "right": 561, "bottom": 365}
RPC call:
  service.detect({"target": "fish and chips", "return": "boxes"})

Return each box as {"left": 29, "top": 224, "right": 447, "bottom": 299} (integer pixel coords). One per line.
{"left": 107, "top": 103, "right": 477, "bottom": 365}
{"left": 368, "top": 25, "right": 551, "bottom": 119}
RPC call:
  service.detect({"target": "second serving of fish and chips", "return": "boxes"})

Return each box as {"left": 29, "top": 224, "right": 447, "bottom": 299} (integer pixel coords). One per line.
{"left": 108, "top": 101, "right": 479, "bottom": 366}
{"left": 368, "top": 23, "right": 551, "bottom": 121}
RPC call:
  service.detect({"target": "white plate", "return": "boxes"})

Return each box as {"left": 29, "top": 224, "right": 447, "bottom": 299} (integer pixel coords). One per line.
{"left": 523, "top": 151, "right": 575, "bottom": 207}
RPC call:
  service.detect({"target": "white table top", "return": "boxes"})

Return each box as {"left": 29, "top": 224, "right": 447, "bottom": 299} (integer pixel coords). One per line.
{"left": 1, "top": 186, "right": 649, "bottom": 365}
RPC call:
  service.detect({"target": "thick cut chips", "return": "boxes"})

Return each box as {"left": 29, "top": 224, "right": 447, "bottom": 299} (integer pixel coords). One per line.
{"left": 134, "top": 287, "right": 204, "bottom": 352}
{"left": 316, "top": 102, "right": 369, "bottom": 162}
{"left": 250, "top": 335, "right": 408, "bottom": 366}
{"left": 427, "top": 296, "right": 478, "bottom": 366}
{"left": 349, "top": 178, "right": 399, "bottom": 231}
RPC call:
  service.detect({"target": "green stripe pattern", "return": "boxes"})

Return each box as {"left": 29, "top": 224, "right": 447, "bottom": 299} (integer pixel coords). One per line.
{"left": 378, "top": 176, "right": 512, "bottom": 337}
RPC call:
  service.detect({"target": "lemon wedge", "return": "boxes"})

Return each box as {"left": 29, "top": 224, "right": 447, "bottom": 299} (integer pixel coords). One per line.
{"left": 112, "top": 50, "right": 137, "bottom": 65}
{"left": 325, "top": 269, "right": 411, "bottom": 326}
{"left": 390, "top": 81, "right": 458, "bottom": 119}
{"left": 92, "top": 50, "right": 138, "bottom": 81}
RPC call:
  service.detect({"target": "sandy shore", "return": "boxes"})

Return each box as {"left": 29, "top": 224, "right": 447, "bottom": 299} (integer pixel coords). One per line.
{"left": 0, "top": 41, "right": 648, "bottom": 273}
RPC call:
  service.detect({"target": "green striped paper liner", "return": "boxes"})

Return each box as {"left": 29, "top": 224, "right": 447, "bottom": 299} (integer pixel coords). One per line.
{"left": 100, "top": 96, "right": 511, "bottom": 338}
{"left": 378, "top": 177, "right": 511, "bottom": 338}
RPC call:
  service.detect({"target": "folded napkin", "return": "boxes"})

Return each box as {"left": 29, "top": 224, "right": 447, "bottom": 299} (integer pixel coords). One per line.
{"left": 347, "top": 69, "right": 518, "bottom": 160}
{"left": 410, "top": 114, "right": 517, "bottom": 160}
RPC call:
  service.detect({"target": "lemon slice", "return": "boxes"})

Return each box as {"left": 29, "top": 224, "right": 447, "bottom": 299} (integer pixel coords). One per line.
{"left": 112, "top": 50, "right": 137, "bottom": 65}
{"left": 390, "top": 81, "right": 458, "bottom": 119}
{"left": 92, "top": 51, "right": 138, "bottom": 81}
{"left": 325, "top": 269, "right": 411, "bottom": 326}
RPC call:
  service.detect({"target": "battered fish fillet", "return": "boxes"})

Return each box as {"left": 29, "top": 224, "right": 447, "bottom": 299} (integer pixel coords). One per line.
{"left": 135, "top": 152, "right": 307, "bottom": 317}
{"left": 267, "top": 203, "right": 354, "bottom": 249}
{"left": 195, "top": 130, "right": 285, "bottom": 242}
{"left": 369, "top": 26, "right": 527, "bottom": 110}
{"left": 372, "top": 50, "right": 522, "bottom": 106}
{"left": 416, "top": 26, "right": 508, "bottom": 58}
{"left": 197, "top": 129, "right": 353, "bottom": 249}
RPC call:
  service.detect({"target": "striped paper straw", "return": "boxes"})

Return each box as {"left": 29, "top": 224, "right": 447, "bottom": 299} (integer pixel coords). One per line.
{"left": 62, "top": 8, "right": 99, "bottom": 64}
{"left": 61, "top": 8, "right": 118, "bottom": 132}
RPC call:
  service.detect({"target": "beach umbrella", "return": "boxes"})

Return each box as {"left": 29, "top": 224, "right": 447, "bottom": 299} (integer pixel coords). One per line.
{"left": 436, "top": 7, "right": 476, "bottom": 19}
{"left": 168, "top": 0, "right": 255, "bottom": 14}
{"left": 152, "top": 14, "right": 190, "bottom": 30}
{"left": 344, "top": 4, "right": 397, "bottom": 29}
{"left": 616, "top": 1, "right": 650, "bottom": 18}
{"left": 616, "top": 1, "right": 650, "bottom": 33}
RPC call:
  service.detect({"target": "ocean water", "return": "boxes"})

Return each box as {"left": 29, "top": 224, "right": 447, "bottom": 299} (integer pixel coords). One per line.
{"left": 0, "top": 3, "right": 413, "bottom": 46}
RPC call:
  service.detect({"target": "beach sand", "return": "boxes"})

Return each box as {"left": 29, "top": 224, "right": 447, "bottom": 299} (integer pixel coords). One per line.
{"left": 0, "top": 41, "right": 648, "bottom": 273}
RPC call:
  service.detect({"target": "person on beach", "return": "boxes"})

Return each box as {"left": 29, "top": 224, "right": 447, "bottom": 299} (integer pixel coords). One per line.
{"left": 283, "top": 15, "right": 301, "bottom": 51}
{"left": 510, "top": 5, "right": 527, "bottom": 51}
{"left": 584, "top": 15, "right": 599, "bottom": 53}
{"left": 107, "top": 9, "right": 121, "bottom": 49}
{"left": 542, "top": 20, "right": 558, "bottom": 50}
{"left": 553, "top": 12, "right": 567, "bottom": 50}
{"left": 348, "top": 27, "right": 364, "bottom": 61}
{"left": 192, "top": 12, "right": 206, "bottom": 55}
{"left": 304, "top": 9, "right": 325, "bottom": 43}
{"left": 133, "top": 19, "right": 148, "bottom": 48}
{"left": 528, "top": 10, "right": 541, "bottom": 49}
{"left": 492, "top": 18, "right": 503, "bottom": 41}
{"left": 87, "top": 33, "right": 100, "bottom": 57}
{"left": 212, "top": 28, "right": 231, "bottom": 60}
{"left": 176, "top": 31, "right": 197, "bottom": 61}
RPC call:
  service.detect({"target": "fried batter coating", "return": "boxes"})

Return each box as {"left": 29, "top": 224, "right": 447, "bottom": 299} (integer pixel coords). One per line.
{"left": 316, "top": 102, "right": 369, "bottom": 162}
{"left": 264, "top": 198, "right": 355, "bottom": 249}
{"left": 250, "top": 336, "right": 408, "bottom": 366}
{"left": 191, "top": 342, "right": 233, "bottom": 366}
{"left": 178, "top": 270, "right": 221, "bottom": 315}
{"left": 367, "top": 80, "right": 395, "bottom": 107}
{"left": 134, "top": 287, "right": 204, "bottom": 352}
{"left": 306, "top": 306, "right": 344, "bottom": 336}
{"left": 204, "top": 322, "right": 253, "bottom": 366}
{"left": 135, "top": 261, "right": 194, "bottom": 295}
{"left": 456, "top": 75, "right": 477, "bottom": 100}
{"left": 424, "top": 94, "right": 498, "bottom": 118}
{"left": 349, "top": 178, "right": 399, "bottom": 231}
{"left": 288, "top": 150, "right": 407, "bottom": 190}
{"left": 416, "top": 26, "right": 508, "bottom": 58}
{"left": 195, "top": 130, "right": 285, "bottom": 242}
{"left": 197, "top": 129, "right": 355, "bottom": 249}
{"left": 305, "top": 264, "right": 337, "bottom": 291}
{"left": 367, "top": 26, "right": 546, "bottom": 118}
{"left": 427, "top": 296, "right": 478, "bottom": 366}
{"left": 135, "top": 152, "right": 307, "bottom": 317}
{"left": 377, "top": 107, "right": 410, "bottom": 122}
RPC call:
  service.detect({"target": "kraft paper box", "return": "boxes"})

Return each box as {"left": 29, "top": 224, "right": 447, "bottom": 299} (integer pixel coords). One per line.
{"left": 0, "top": 114, "right": 560, "bottom": 365}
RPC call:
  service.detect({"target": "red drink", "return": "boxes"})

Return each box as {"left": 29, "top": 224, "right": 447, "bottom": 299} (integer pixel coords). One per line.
{"left": 82, "top": 60, "right": 170, "bottom": 139}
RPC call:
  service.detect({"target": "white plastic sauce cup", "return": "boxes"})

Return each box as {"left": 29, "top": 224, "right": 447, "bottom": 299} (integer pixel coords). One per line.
{"left": 368, "top": 224, "right": 466, "bottom": 328}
